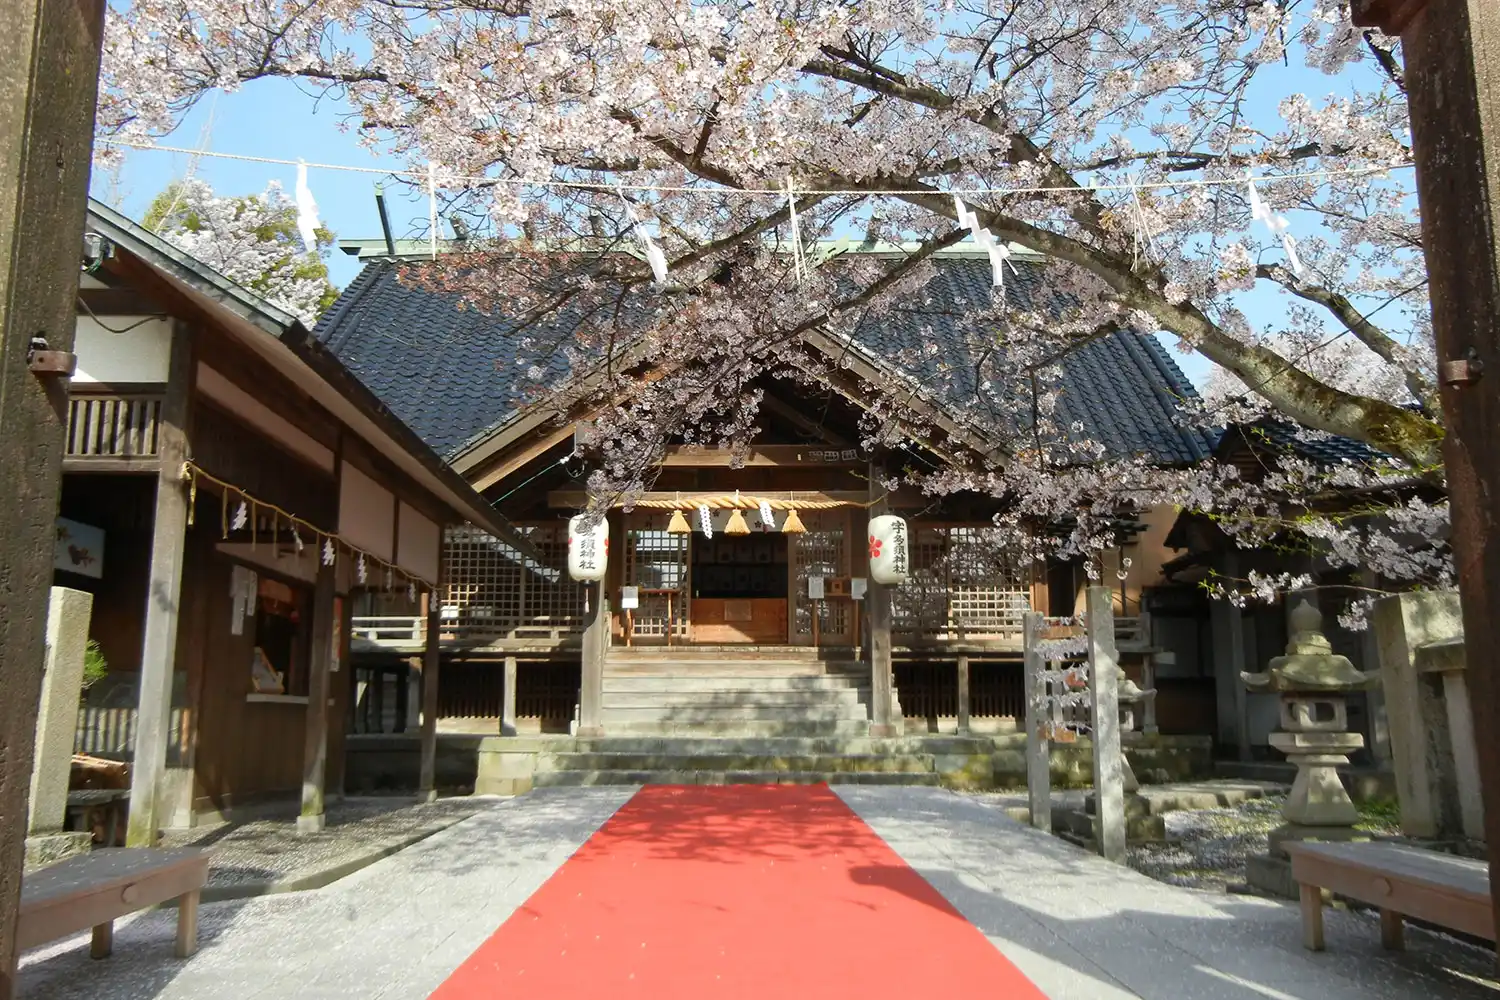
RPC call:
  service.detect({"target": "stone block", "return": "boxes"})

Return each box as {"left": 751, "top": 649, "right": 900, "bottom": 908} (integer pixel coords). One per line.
{"left": 23, "top": 831, "right": 92, "bottom": 873}
{"left": 476, "top": 736, "right": 554, "bottom": 795}
{"left": 934, "top": 753, "right": 993, "bottom": 790}
{"left": 29, "top": 588, "right": 93, "bottom": 835}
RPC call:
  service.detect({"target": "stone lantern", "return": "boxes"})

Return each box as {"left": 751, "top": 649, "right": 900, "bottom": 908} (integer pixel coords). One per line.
{"left": 1243, "top": 600, "right": 1379, "bottom": 829}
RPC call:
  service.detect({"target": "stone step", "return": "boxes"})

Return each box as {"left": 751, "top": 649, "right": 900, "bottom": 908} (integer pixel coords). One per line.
{"left": 597, "top": 720, "right": 876, "bottom": 737}
{"left": 539, "top": 752, "right": 937, "bottom": 774}
{"left": 533, "top": 769, "right": 945, "bottom": 788}
{"left": 602, "top": 690, "right": 868, "bottom": 709}
{"left": 569, "top": 735, "right": 996, "bottom": 755}
{"left": 608, "top": 646, "right": 856, "bottom": 659}
{"left": 602, "top": 675, "right": 867, "bottom": 692}
{"left": 601, "top": 706, "right": 870, "bottom": 724}
{"left": 604, "top": 662, "right": 864, "bottom": 677}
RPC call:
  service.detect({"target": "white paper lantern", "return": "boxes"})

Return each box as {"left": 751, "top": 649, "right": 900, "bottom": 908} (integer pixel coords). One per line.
{"left": 868, "top": 514, "right": 910, "bottom": 585}
{"left": 567, "top": 514, "right": 609, "bottom": 582}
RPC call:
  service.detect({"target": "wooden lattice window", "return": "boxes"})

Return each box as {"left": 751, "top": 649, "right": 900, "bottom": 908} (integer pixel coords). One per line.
{"left": 792, "top": 511, "right": 849, "bottom": 640}
{"left": 625, "top": 528, "right": 689, "bottom": 640}
{"left": 443, "top": 524, "right": 584, "bottom": 639}
{"left": 891, "top": 525, "right": 1031, "bottom": 641}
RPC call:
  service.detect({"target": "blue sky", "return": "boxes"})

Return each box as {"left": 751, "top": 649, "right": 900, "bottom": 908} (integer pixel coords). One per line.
{"left": 94, "top": 39, "right": 1404, "bottom": 394}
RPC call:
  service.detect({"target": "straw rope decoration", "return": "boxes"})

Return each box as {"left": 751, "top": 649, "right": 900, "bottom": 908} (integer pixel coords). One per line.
{"left": 180, "top": 460, "right": 434, "bottom": 593}
{"left": 631, "top": 493, "right": 886, "bottom": 511}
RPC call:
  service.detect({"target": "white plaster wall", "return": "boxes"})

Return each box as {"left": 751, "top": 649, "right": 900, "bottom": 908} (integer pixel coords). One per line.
{"left": 397, "top": 502, "right": 442, "bottom": 585}
{"left": 74, "top": 315, "right": 172, "bottom": 383}
{"left": 339, "top": 461, "right": 396, "bottom": 563}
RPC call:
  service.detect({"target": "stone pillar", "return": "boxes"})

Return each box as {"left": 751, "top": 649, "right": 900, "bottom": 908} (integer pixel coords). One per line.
{"left": 955, "top": 655, "right": 971, "bottom": 735}
{"left": 298, "top": 560, "right": 336, "bottom": 834}
{"left": 1373, "top": 590, "right": 1475, "bottom": 839}
{"left": 501, "top": 655, "right": 519, "bottom": 737}
{"left": 1021, "top": 612, "right": 1051, "bottom": 834}
{"left": 1086, "top": 587, "right": 1126, "bottom": 863}
{"left": 577, "top": 582, "right": 607, "bottom": 738}
{"left": 27, "top": 588, "right": 93, "bottom": 835}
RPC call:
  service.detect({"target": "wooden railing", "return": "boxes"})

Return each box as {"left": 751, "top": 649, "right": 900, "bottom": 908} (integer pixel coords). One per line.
{"left": 75, "top": 705, "right": 189, "bottom": 757}
{"left": 65, "top": 391, "right": 164, "bottom": 462}
{"left": 352, "top": 615, "right": 425, "bottom": 646}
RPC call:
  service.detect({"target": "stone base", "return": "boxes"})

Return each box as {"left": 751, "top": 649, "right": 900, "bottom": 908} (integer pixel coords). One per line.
{"left": 296, "top": 812, "right": 327, "bottom": 834}
{"left": 24, "top": 831, "right": 92, "bottom": 873}
{"left": 475, "top": 735, "right": 551, "bottom": 796}
{"left": 1055, "top": 797, "right": 1167, "bottom": 845}
{"left": 1267, "top": 822, "right": 1372, "bottom": 859}
{"left": 1245, "top": 853, "right": 1298, "bottom": 898}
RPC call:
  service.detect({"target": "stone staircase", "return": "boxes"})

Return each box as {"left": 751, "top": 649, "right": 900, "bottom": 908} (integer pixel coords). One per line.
{"left": 596, "top": 647, "right": 874, "bottom": 737}
{"left": 521, "top": 647, "right": 986, "bottom": 788}
{"left": 532, "top": 735, "right": 994, "bottom": 788}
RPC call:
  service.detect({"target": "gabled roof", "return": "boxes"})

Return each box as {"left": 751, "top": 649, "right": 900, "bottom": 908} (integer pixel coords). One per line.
{"left": 83, "top": 200, "right": 521, "bottom": 547}
{"left": 311, "top": 252, "right": 1216, "bottom": 468}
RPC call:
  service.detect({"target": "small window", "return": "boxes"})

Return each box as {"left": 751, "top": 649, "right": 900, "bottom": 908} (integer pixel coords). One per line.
{"left": 250, "top": 576, "right": 311, "bottom": 696}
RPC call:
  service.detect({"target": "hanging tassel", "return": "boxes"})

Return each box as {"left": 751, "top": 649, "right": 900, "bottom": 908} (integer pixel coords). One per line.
{"left": 1246, "top": 172, "right": 1303, "bottom": 276}
{"left": 186, "top": 471, "right": 197, "bottom": 528}
{"left": 295, "top": 161, "right": 321, "bottom": 254}
{"left": 666, "top": 508, "right": 692, "bottom": 534}
{"left": 616, "top": 188, "right": 669, "bottom": 284}
{"left": 698, "top": 505, "right": 714, "bottom": 539}
{"left": 954, "top": 194, "right": 1016, "bottom": 295}
{"left": 781, "top": 507, "right": 807, "bottom": 534}
{"left": 725, "top": 508, "right": 750, "bottom": 535}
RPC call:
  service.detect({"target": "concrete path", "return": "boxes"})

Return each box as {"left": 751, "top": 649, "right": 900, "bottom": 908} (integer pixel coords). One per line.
{"left": 18, "top": 786, "right": 1498, "bottom": 999}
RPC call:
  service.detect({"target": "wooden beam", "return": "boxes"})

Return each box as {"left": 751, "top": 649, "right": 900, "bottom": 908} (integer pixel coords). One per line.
{"left": 417, "top": 572, "right": 442, "bottom": 802}
{"left": 125, "top": 321, "right": 194, "bottom": 847}
{"left": 297, "top": 557, "right": 337, "bottom": 833}
{"left": 470, "top": 423, "right": 575, "bottom": 492}
{"left": 1350, "top": 0, "right": 1500, "bottom": 936}
{"left": 577, "top": 582, "right": 607, "bottom": 737}
{"left": 657, "top": 444, "right": 862, "bottom": 467}
{"left": 758, "top": 394, "right": 852, "bottom": 446}
{"left": 0, "top": 5, "right": 105, "bottom": 988}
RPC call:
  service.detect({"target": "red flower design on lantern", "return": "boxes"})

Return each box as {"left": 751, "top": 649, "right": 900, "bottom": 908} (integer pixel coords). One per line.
{"left": 869, "top": 535, "right": 883, "bottom": 559}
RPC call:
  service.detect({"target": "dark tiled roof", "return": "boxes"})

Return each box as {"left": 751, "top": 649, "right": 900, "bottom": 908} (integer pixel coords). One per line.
{"left": 312, "top": 255, "right": 1216, "bottom": 464}
{"left": 1214, "top": 419, "right": 1380, "bottom": 467}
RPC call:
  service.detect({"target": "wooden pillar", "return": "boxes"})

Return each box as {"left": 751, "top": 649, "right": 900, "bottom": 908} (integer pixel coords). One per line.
{"left": 501, "top": 655, "right": 519, "bottom": 737}
{"left": 1022, "top": 612, "right": 1051, "bottom": 833}
{"left": 956, "top": 655, "right": 971, "bottom": 734}
{"left": 578, "top": 582, "right": 607, "bottom": 737}
{"left": 1087, "top": 586, "right": 1126, "bottom": 864}
{"left": 417, "top": 551, "right": 444, "bottom": 803}
{"left": 298, "top": 559, "right": 337, "bottom": 833}
{"left": 0, "top": 4, "right": 104, "bottom": 991}
{"left": 868, "top": 466, "right": 895, "bottom": 738}
{"left": 1351, "top": 0, "right": 1500, "bottom": 935}
{"left": 125, "top": 324, "right": 193, "bottom": 848}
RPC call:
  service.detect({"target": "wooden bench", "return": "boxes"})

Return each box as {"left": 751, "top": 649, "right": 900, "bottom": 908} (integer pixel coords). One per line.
{"left": 20, "top": 848, "right": 210, "bottom": 959}
{"left": 1285, "top": 840, "right": 1493, "bottom": 952}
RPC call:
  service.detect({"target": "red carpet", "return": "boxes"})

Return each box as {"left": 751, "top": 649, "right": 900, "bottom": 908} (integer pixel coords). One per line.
{"left": 430, "top": 785, "right": 1048, "bottom": 998}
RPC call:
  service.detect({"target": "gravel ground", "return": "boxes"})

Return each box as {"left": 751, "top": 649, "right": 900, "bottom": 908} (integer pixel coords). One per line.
{"left": 158, "top": 795, "right": 495, "bottom": 887}
{"left": 1127, "top": 793, "right": 1406, "bottom": 893}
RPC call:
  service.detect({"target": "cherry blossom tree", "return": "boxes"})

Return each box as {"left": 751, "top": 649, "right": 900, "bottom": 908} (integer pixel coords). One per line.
{"left": 95, "top": 1, "right": 1450, "bottom": 607}
{"left": 145, "top": 178, "right": 338, "bottom": 324}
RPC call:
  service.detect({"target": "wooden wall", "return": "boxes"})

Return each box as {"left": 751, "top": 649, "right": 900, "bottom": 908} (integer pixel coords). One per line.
{"left": 178, "top": 511, "right": 308, "bottom": 813}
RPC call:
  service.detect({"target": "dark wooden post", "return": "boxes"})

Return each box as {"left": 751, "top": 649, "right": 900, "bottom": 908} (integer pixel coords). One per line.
{"left": 125, "top": 324, "right": 194, "bottom": 847}
{"left": 0, "top": 3, "right": 105, "bottom": 991}
{"left": 298, "top": 558, "right": 337, "bottom": 833}
{"left": 956, "top": 654, "right": 971, "bottom": 734}
{"left": 577, "top": 582, "right": 607, "bottom": 737}
{"left": 417, "top": 561, "right": 444, "bottom": 802}
{"left": 1352, "top": 0, "right": 1500, "bottom": 933}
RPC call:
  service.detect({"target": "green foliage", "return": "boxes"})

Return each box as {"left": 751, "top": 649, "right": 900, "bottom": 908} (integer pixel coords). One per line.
{"left": 82, "top": 639, "right": 108, "bottom": 691}
{"left": 145, "top": 181, "right": 341, "bottom": 315}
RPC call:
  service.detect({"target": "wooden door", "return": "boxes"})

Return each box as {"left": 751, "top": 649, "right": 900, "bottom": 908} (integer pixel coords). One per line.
{"left": 791, "top": 510, "right": 853, "bottom": 646}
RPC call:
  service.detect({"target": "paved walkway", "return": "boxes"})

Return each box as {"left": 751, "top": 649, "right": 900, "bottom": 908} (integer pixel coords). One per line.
{"left": 18, "top": 787, "right": 1499, "bottom": 999}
